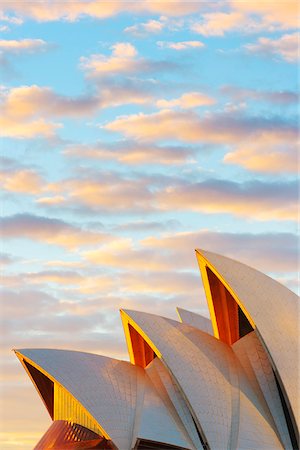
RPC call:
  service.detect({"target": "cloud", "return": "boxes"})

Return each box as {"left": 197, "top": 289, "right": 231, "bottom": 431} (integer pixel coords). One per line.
{"left": 119, "top": 271, "right": 200, "bottom": 295}
{"left": 37, "top": 172, "right": 155, "bottom": 214}
{"left": 231, "top": 0, "right": 299, "bottom": 31}
{"left": 0, "top": 38, "right": 48, "bottom": 53}
{"left": 0, "top": 168, "right": 44, "bottom": 194}
{"left": 0, "top": 83, "right": 152, "bottom": 139}
{"left": 0, "top": 213, "right": 111, "bottom": 249}
{"left": 0, "top": 85, "right": 62, "bottom": 138}
{"left": 156, "top": 91, "right": 215, "bottom": 109}
{"left": 191, "top": 2, "right": 298, "bottom": 36}
{"left": 125, "top": 19, "right": 165, "bottom": 36}
{"left": 64, "top": 141, "right": 196, "bottom": 165}
{"left": 0, "top": 2, "right": 204, "bottom": 22}
{"left": 142, "top": 230, "right": 298, "bottom": 274}
{"left": 0, "top": 252, "right": 15, "bottom": 266}
{"left": 25, "top": 270, "right": 84, "bottom": 286}
{"left": 244, "top": 32, "right": 299, "bottom": 63}
{"left": 44, "top": 260, "right": 85, "bottom": 268}
{"left": 224, "top": 142, "right": 297, "bottom": 174}
{"left": 103, "top": 109, "right": 297, "bottom": 174}
{"left": 221, "top": 85, "right": 299, "bottom": 105}
{"left": 103, "top": 108, "right": 297, "bottom": 143}
{"left": 0, "top": 289, "right": 57, "bottom": 318}
{"left": 157, "top": 40, "right": 205, "bottom": 50}
{"left": 80, "top": 42, "right": 176, "bottom": 78}
{"left": 156, "top": 178, "right": 297, "bottom": 221}
{"left": 0, "top": 11, "right": 23, "bottom": 25}
{"left": 83, "top": 237, "right": 168, "bottom": 271}
{"left": 191, "top": 11, "right": 243, "bottom": 36}
{"left": 83, "top": 229, "right": 298, "bottom": 274}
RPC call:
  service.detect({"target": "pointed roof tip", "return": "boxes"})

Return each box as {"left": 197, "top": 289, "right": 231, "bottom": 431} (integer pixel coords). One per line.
{"left": 175, "top": 307, "right": 183, "bottom": 322}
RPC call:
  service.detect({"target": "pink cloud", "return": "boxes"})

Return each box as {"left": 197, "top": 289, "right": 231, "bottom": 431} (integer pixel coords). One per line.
{"left": 244, "top": 32, "right": 299, "bottom": 63}
{"left": 155, "top": 179, "right": 297, "bottom": 221}
{"left": 157, "top": 40, "right": 205, "bottom": 50}
{"left": 221, "top": 85, "right": 299, "bottom": 105}
{"left": 83, "top": 229, "right": 297, "bottom": 274}
{"left": 64, "top": 141, "right": 196, "bottom": 166}
{"left": 0, "top": 213, "right": 111, "bottom": 249}
{"left": 125, "top": 19, "right": 165, "bottom": 36}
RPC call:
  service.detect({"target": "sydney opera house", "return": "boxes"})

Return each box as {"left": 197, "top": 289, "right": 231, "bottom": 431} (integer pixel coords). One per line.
{"left": 15, "top": 249, "right": 298, "bottom": 449}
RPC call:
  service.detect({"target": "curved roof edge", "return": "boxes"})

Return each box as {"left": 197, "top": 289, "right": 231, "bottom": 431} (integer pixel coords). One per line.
{"left": 14, "top": 349, "right": 111, "bottom": 440}
{"left": 176, "top": 307, "right": 213, "bottom": 335}
{"left": 195, "top": 248, "right": 299, "bottom": 432}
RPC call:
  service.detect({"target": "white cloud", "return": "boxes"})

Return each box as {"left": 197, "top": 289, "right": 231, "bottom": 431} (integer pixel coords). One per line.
{"left": 157, "top": 40, "right": 204, "bottom": 50}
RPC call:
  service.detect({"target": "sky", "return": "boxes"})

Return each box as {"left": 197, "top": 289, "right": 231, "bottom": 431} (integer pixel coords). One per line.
{"left": 0, "top": 1, "right": 298, "bottom": 448}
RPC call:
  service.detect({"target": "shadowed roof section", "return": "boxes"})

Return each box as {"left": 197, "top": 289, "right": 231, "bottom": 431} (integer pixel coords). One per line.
{"left": 34, "top": 420, "right": 113, "bottom": 449}
{"left": 196, "top": 248, "right": 299, "bottom": 433}
{"left": 176, "top": 308, "right": 213, "bottom": 335}
{"left": 15, "top": 348, "right": 193, "bottom": 450}
{"left": 121, "top": 308, "right": 283, "bottom": 450}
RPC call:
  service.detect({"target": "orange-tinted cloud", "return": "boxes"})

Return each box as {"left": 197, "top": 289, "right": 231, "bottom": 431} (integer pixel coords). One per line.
{"left": 83, "top": 229, "right": 297, "bottom": 274}
{"left": 104, "top": 109, "right": 297, "bottom": 174}
{"left": 224, "top": 141, "right": 297, "bottom": 174}
{"left": 38, "top": 173, "right": 155, "bottom": 213}
{"left": 244, "top": 32, "right": 299, "bottom": 63}
{"left": 231, "top": 0, "right": 299, "bottom": 30}
{"left": 0, "top": 38, "right": 48, "bottom": 52}
{"left": 83, "top": 237, "right": 167, "bottom": 271}
{"left": 104, "top": 108, "right": 296, "bottom": 143}
{"left": 80, "top": 42, "right": 176, "bottom": 78}
{"left": 64, "top": 141, "right": 196, "bottom": 165}
{"left": 1, "top": 2, "right": 204, "bottom": 22}
{"left": 0, "top": 85, "right": 70, "bottom": 138}
{"left": 156, "top": 91, "right": 215, "bottom": 109}
{"left": 191, "top": 2, "right": 298, "bottom": 36}
{"left": 26, "top": 270, "right": 83, "bottom": 285}
{"left": 142, "top": 230, "right": 298, "bottom": 273}
{"left": 119, "top": 271, "right": 200, "bottom": 295}
{"left": 36, "top": 168, "right": 297, "bottom": 219}
{"left": 156, "top": 179, "right": 297, "bottom": 221}
{"left": 0, "top": 84, "right": 150, "bottom": 139}
{"left": 0, "top": 168, "right": 44, "bottom": 194}
{"left": 191, "top": 11, "right": 243, "bottom": 36}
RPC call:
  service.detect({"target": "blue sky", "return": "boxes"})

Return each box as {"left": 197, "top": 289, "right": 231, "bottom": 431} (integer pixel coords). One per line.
{"left": 0, "top": 1, "right": 298, "bottom": 448}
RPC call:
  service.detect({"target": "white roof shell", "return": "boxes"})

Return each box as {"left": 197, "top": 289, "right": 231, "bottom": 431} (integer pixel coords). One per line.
{"left": 196, "top": 249, "right": 299, "bottom": 428}
{"left": 177, "top": 307, "right": 213, "bottom": 335}
{"left": 122, "top": 309, "right": 283, "bottom": 450}
{"left": 15, "top": 348, "right": 193, "bottom": 450}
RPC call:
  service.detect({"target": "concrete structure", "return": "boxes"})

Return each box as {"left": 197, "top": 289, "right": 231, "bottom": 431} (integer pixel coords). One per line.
{"left": 15, "top": 249, "right": 299, "bottom": 449}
